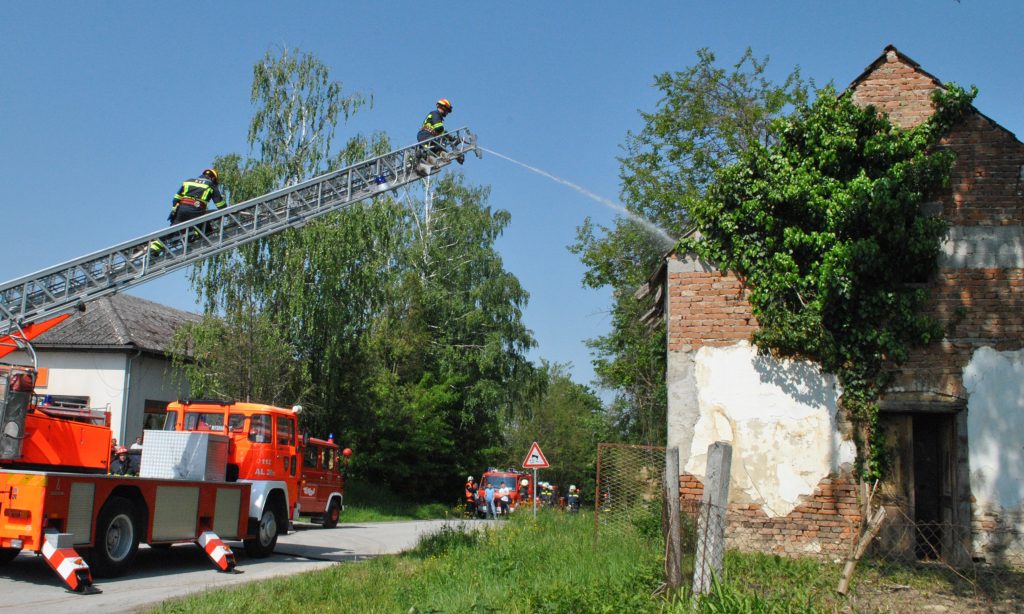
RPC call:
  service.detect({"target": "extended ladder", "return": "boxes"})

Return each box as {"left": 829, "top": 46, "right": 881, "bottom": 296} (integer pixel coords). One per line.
{"left": 0, "top": 129, "right": 480, "bottom": 334}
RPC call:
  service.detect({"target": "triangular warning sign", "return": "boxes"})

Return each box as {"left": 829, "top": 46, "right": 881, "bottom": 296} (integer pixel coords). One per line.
{"left": 522, "top": 441, "right": 550, "bottom": 469}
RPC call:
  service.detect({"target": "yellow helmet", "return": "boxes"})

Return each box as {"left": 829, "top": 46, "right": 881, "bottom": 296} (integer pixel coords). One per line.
{"left": 202, "top": 168, "right": 219, "bottom": 184}
{"left": 437, "top": 98, "right": 452, "bottom": 113}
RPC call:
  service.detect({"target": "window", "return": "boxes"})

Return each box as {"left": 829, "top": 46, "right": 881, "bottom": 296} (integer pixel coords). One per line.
{"left": 248, "top": 414, "right": 272, "bottom": 443}
{"left": 143, "top": 400, "right": 169, "bottom": 431}
{"left": 228, "top": 414, "right": 246, "bottom": 433}
{"left": 185, "top": 411, "right": 227, "bottom": 431}
{"left": 162, "top": 411, "right": 178, "bottom": 430}
{"left": 304, "top": 445, "right": 319, "bottom": 469}
{"left": 276, "top": 416, "right": 295, "bottom": 446}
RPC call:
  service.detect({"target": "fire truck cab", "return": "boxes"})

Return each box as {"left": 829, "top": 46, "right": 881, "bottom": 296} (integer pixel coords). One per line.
{"left": 298, "top": 436, "right": 347, "bottom": 528}
{"left": 163, "top": 399, "right": 301, "bottom": 557}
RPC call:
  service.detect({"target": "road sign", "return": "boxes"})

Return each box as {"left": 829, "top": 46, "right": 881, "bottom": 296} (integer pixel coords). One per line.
{"left": 522, "top": 441, "right": 550, "bottom": 469}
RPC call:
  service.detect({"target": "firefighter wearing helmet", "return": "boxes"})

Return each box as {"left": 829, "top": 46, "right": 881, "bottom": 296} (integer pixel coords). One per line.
{"left": 464, "top": 475, "right": 477, "bottom": 517}
{"left": 110, "top": 446, "right": 134, "bottom": 476}
{"left": 150, "top": 168, "right": 227, "bottom": 255}
{"left": 416, "top": 98, "right": 464, "bottom": 166}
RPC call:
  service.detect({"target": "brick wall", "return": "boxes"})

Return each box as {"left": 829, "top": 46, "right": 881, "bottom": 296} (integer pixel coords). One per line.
{"left": 666, "top": 269, "right": 757, "bottom": 353}
{"left": 679, "top": 472, "right": 863, "bottom": 561}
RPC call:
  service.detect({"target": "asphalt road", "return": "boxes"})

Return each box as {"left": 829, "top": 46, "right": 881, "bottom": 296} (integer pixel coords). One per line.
{"left": 0, "top": 518, "right": 487, "bottom": 613}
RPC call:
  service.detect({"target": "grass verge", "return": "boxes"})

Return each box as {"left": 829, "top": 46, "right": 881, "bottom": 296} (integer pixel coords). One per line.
{"left": 336, "top": 479, "right": 454, "bottom": 522}
{"left": 150, "top": 509, "right": 1024, "bottom": 613}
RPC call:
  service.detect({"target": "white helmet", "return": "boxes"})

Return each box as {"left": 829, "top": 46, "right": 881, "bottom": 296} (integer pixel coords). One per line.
{"left": 467, "top": 475, "right": 473, "bottom": 481}
{"left": 521, "top": 479, "right": 529, "bottom": 486}
{"left": 569, "top": 485, "right": 576, "bottom": 492}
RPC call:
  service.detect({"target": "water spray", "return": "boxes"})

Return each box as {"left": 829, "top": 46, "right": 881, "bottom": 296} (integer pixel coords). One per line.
{"left": 479, "top": 147, "right": 677, "bottom": 248}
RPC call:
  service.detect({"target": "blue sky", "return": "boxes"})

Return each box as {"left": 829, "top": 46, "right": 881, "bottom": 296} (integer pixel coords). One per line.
{"left": 2, "top": 1, "right": 1021, "bottom": 392}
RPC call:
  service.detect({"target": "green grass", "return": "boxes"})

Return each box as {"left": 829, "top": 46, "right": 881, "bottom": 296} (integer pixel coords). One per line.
{"left": 149, "top": 510, "right": 1024, "bottom": 613}
{"left": 336, "top": 479, "right": 455, "bottom": 522}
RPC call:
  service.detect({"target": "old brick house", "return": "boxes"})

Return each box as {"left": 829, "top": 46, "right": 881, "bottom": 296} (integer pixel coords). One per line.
{"left": 649, "top": 46, "right": 1024, "bottom": 565}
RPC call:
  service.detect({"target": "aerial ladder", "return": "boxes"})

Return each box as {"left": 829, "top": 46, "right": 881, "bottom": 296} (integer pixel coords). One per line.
{"left": 0, "top": 129, "right": 480, "bottom": 339}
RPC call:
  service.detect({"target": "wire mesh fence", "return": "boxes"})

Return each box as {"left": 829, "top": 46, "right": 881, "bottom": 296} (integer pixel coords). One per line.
{"left": 862, "top": 508, "right": 1024, "bottom": 609}
{"left": 593, "top": 443, "right": 667, "bottom": 540}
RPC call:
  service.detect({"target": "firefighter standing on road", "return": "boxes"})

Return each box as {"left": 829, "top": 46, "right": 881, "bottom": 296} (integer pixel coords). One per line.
{"left": 464, "top": 476, "right": 477, "bottom": 518}
{"left": 150, "top": 168, "right": 226, "bottom": 255}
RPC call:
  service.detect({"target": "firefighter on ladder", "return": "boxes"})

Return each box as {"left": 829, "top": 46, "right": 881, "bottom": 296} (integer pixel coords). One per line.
{"left": 415, "top": 98, "right": 463, "bottom": 174}
{"left": 150, "top": 168, "right": 226, "bottom": 255}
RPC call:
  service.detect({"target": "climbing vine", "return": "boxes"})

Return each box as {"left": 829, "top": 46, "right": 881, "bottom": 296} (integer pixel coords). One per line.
{"left": 683, "top": 84, "right": 976, "bottom": 480}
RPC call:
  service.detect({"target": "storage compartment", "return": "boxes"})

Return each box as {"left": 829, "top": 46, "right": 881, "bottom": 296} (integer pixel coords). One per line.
{"left": 139, "top": 430, "right": 228, "bottom": 481}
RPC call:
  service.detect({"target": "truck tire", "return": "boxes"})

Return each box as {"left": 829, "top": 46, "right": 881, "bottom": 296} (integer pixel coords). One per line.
{"left": 88, "top": 496, "right": 140, "bottom": 577}
{"left": 243, "top": 506, "right": 279, "bottom": 557}
{"left": 322, "top": 499, "right": 341, "bottom": 529}
{"left": 0, "top": 547, "right": 20, "bottom": 565}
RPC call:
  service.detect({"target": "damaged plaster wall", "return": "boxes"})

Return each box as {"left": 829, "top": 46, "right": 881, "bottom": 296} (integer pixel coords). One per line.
{"left": 680, "top": 342, "right": 856, "bottom": 517}
{"left": 963, "top": 346, "right": 1024, "bottom": 563}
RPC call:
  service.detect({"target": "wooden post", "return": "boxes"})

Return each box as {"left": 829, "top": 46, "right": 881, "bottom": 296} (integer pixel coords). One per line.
{"left": 692, "top": 441, "right": 732, "bottom": 597}
{"left": 664, "top": 447, "right": 682, "bottom": 590}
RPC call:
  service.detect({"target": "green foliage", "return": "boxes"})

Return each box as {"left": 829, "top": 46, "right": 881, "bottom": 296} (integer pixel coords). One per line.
{"left": 572, "top": 48, "right": 809, "bottom": 445}
{"left": 685, "top": 84, "right": 976, "bottom": 479}
{"left": 249, "top": 47, "right": 370, "bottom": 185}
{"left": 340, "top": 479, "right": 453, "bottom": 522}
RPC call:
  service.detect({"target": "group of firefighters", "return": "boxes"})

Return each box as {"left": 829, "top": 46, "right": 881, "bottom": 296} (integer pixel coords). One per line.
{"left": 463, "top": 475, "right": 583, "bottom": 518}
{"left": 149, "top": 98, "right": 460, "bottom": 257}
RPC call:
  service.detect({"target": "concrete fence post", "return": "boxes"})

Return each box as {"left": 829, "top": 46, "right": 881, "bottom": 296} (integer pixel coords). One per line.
{"left": 664, "top": 446, "right": 682, "bottom": 590}
{"left": 692, "top": 441, "right": 732, "bottom": 597}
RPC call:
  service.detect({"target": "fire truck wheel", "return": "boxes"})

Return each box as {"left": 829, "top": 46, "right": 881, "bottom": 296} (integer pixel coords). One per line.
{"left": 0, "top": 547, "right": 20, "bottom": 565}
{"left": 322, "top": 500, "right": 341, "bottom": 529}
{"left": 244, "top": 506, "right": 279, "bottom": 557}
{"left": 89, "top": 496, "right": 140, "bottom": 577}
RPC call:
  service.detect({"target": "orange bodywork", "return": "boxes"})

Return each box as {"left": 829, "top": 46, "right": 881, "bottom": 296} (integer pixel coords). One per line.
{"left": 16, "top": 411, "right": 111, "bottom": 472}
{"left": 0, "top": 470, "right": 251, "bottom": 554}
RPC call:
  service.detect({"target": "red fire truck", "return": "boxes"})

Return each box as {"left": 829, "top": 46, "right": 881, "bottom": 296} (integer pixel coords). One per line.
{"left": 298, "top": 436, "right": 349, "bottom": 528}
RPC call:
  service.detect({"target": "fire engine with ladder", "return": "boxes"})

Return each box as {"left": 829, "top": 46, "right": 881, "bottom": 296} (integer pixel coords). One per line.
{"left": 0, "top": 131, "right": 480, "bottom": 593}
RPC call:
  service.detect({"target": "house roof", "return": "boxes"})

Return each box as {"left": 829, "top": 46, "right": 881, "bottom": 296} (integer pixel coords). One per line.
{"left": 33, "top": 293, "right": 203, "bottom": 354}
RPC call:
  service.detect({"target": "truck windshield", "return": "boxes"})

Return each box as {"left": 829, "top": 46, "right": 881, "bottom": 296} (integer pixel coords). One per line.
{"left": 484, "top": 476, "right": 518, "bottom": 489}
{"left": 184, "top": 411, "right": 227, "bottom": 432}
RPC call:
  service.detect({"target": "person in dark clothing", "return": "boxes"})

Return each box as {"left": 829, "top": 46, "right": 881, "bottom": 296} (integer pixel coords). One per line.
{"left": 150, "top": 168, "right": 226, "bottom": 255}
{"left": 416, "top": 98, "right": 464, "bottom": 165}
{"left": 110, "top": 447, "right": 134, "bottom": 476}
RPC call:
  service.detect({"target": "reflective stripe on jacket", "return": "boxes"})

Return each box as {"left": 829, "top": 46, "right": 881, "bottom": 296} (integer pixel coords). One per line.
{"left": 173, "top": 176, "right": 225, "bottom": 209}
{"left": 420, "top": 109, "right": 445, "bottom": 137}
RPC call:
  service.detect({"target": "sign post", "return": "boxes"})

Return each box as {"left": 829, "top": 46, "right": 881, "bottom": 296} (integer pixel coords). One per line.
{"left": 521, "top": 441, "right": 550, "bottom": 519}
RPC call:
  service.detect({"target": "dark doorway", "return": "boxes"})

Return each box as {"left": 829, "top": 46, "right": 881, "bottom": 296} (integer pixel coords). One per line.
{"left": 912, "top": 413, "right": 953, "bottom": 560}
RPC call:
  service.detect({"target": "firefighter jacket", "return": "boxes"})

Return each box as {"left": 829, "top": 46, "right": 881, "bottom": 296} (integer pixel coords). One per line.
{"left": 173, "top": 175, "right": 225, "bottom": 210}
{"left": 420, "top": 109, "right": 446, "bottom": 137}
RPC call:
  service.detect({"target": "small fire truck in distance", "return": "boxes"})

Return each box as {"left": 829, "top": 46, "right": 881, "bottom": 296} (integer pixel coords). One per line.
{"left": 298, "top": 436, "right": 349, "bottom": 528}
{"left": 475, "top": 468, "right": 531, "bottom": 517}
{"left": 162, "top": 400, "right": 304, "bottom": 557}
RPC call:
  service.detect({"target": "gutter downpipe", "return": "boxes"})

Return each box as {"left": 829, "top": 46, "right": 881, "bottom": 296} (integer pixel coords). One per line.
{"left": 121, "top": 347, "right": 143, "bottom": 443}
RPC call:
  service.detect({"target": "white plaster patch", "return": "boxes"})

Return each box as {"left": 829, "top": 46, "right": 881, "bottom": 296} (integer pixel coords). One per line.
{"left": 685, "top": 342, "right": 853, "bottom": 517}
{"left": 963, "top": 347, "right": 1024, "bottom": 511}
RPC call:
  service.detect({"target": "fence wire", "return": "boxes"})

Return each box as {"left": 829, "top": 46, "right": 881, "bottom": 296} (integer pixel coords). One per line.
{"left": 861, "top": 508, "right": 1023, "bottom": 610}
{"left": 594, "top": 443, "right": 667, "bottom": 540}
